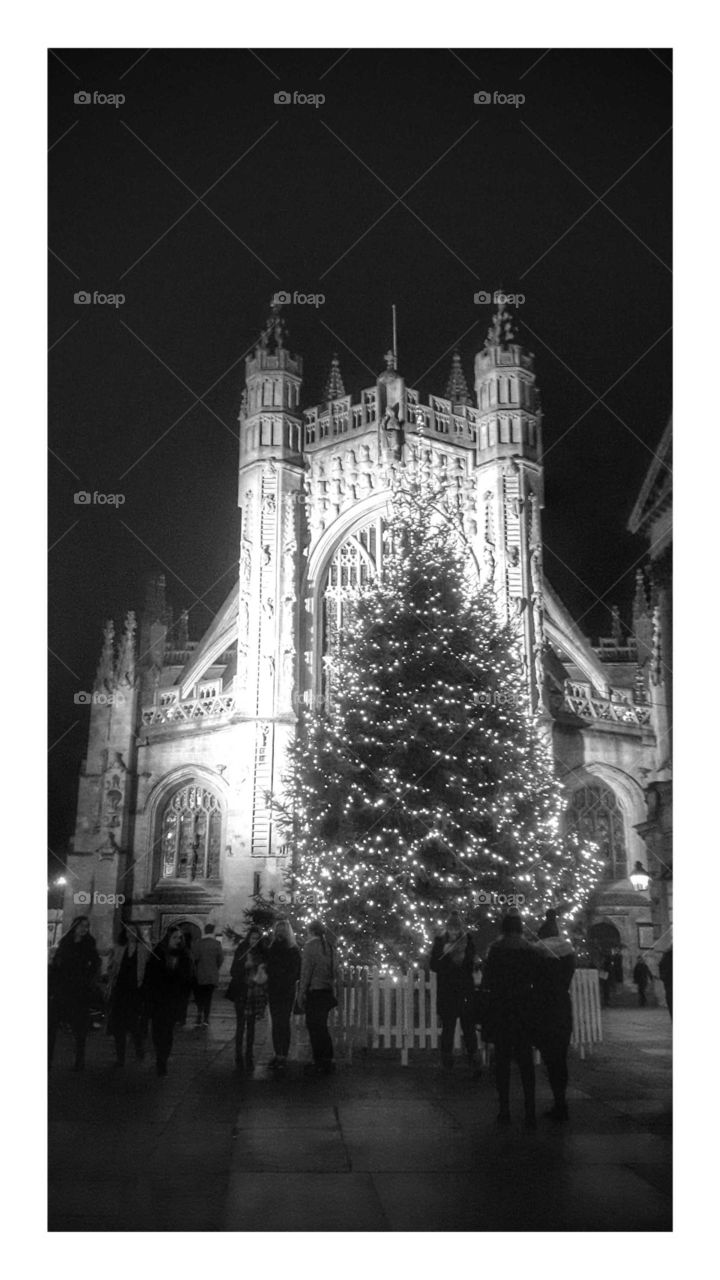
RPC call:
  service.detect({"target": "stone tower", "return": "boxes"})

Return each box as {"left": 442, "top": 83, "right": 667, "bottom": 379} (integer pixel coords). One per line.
{"left": 236, "top": 304, "right": 304, "bottom": 879}
{"left": 473, "top": 308, "right": 546, "bottom": 710}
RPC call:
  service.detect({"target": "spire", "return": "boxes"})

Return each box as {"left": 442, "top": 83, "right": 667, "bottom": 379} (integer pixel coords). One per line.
{"left": 95, "top": 620, "right": 115, "bottom": 690}
{"left": 632, "top": 568, "right": 649, "bottom": 622}
{"left": 323, "top": 353, "right": 346, "bottom": 402}
{"left": 116, "top": 611, "right": 136, "bottom": 687}
{"left": 485, "top": 305, "right": 516, "bottom": 350}
{"left": 258, "top": 299, "right": 288, "bottom": 354}
{"left": 445, "top": 351, "right": 470, "bottom": 405}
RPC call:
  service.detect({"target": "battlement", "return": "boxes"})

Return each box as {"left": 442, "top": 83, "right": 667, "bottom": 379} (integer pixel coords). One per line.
{"left": 303, "top": 386, "right": 480, "bottom": 453}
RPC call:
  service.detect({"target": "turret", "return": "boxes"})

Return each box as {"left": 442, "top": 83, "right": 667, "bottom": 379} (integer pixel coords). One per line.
{"left": 239, "top": 303, "right": 303, "bottom": 471}
{"left": 474, "top": 308, "right": 542, "bottom": 465}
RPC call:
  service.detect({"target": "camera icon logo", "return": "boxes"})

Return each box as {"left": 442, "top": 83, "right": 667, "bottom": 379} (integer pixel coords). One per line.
{"left": 474, "top": 91, "right": 491, "bottom": 105}
{"left": 74, "top": 291, "right": 91, "bottom": 305}
{"left": 271, "top": 291, "right": 292, "bottom": 305}
{"left": 476, "top": 890, "right": 491, "bottom": 904}
{"left": 74, "top": 691, "right": 92, "bottom": 705}
{"left": 73, "top": 891, "right": 91, "bottom": 905}
{"left": 474, "top": 291, "right": 491, "bottom": 304}
{"left": 74, "top": 491, "right": 92, "bottom": 504}
{"left": 274, "top": 91, "right": 292, "bottom": 105}
{"left": 74, "top": 91, "right": 92, "bottom": 105}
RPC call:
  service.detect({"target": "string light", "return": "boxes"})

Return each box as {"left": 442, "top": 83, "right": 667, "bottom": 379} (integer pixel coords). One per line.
{"left": 274, "top": 480, "right": 602, "bottom": 966}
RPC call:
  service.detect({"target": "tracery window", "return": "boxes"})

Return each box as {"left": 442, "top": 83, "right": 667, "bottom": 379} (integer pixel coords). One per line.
{"left": 566, "top": 783, "right": 627, "bottom": 881}
{"left": 320, "top": 515, "right": 386, "bottom": 700}
{"left": 156, "top": 784, "right": 223, "bottom": 883}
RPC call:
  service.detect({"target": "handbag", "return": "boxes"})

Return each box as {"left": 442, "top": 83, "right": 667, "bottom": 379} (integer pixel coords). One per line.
{"left": 253, "top": 963, "right": 269, "bottom": 987}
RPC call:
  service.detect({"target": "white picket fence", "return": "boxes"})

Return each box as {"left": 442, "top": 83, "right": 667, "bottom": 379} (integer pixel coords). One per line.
{"left": 289, "top": 966, "right": 602, "bottom": 1066}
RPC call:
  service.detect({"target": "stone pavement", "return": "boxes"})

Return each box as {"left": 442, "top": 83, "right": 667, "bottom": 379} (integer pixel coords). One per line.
{"left": 48, "top": 1005, "right": 671, "bottom": 1231}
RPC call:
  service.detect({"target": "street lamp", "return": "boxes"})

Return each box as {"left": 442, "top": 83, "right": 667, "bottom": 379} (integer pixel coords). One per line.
{"left": 629, "top": 860, "right": 650, "bottom": 892}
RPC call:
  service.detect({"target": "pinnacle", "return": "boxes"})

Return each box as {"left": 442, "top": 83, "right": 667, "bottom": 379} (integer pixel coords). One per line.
{"left": 324, "top": 353, "right": 346, "bottom": 402}
{"left": 445, "top": 351, "right": 470, "bottom": 405}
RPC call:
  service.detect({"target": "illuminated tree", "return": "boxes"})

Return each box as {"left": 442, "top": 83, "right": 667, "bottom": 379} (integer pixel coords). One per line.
{"left": 279, "top": 484, "right": 600, "bottom": 965}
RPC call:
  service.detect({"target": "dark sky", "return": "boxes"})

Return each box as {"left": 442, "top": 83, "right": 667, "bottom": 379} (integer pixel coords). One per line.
{"left": 48, "top": 47, "right": 672, "bottom": 854}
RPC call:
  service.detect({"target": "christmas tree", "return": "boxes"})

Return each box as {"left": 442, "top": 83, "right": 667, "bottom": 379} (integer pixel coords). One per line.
{"left": 278, "top": 481, "right": 600, "bottom": 966}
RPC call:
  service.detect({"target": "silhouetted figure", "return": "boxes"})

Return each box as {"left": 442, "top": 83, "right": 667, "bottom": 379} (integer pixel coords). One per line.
{"left": 227, "top": 926, "right": 268, "bottom": 1072}
{"left": 266, "top": 918, "right": 301, "bottom": 1074}
{"left": 658, "top": 946, "right": 673, "bottom": 1018}
{"left": 143, "top": 926, "right": 194, "bottom": 1076}
{"left": 297, "top": 921, "right": 337, "bottom": 1075}
{"left": 533, "top": 913, "right": 576, "bottom": 1122}
{"left": 482, "top": 908, "right": 543, "bottom": 1127}
{"left": 599, "top": 952, "right": 615, "bottom": 1007}
{"left": 633, "top": 957, "right": 652, "bottom": 1007}
{"left": 48, "top": 916, "right": 101, "bottom": 1071}
{"left": 106, "top": 926, "right": 149, "bottom": 1065}
{"left": 192, "top": 924, "right": 224, "bottom": 1027}
{"left": 429, "top": 912, "right": 478, "bottom": 1074}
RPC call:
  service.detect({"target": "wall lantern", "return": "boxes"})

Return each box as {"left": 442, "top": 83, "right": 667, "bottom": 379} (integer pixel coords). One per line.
{"left": 629, "top": 860, "right": 651, "bottom": 892}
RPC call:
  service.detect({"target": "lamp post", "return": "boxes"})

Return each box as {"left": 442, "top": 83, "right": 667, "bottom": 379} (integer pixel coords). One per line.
{"left": 629, "top": 860, "right": 650, "bottom": 892}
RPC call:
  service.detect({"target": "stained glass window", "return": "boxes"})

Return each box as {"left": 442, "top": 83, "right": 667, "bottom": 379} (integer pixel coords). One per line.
{"left": 157, "top": 784, "right": 224, "bottom": 882}
{"left": 566, "top": 784, "right": 627, "bottom": 880}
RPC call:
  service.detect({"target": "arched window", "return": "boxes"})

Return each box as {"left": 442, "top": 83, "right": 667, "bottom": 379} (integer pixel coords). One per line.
{"left": 155, "top": 783, "right": 223, "bottom": 883}
{"left": 320, "top": 514, "right": 386, "bottom": 700}
{"left": 566, "top": 783, "right": 627, "bottom": 881}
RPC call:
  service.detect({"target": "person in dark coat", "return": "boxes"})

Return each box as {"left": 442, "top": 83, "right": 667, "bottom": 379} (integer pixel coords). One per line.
{"left": 266, "top": 918, "right": 301, "bottom": 1074}
{"left": 632, "top": 956, "right": 652, "bottom": 1007}
{"left": 599, "top": 951, "right": 615, "bottom": 1007}
{"left": 48, "top": 916, "right": 101, "bottom": 1071}
{"left": 143, "top": 926, "right": 194, "bottom": 1076}
{"left": 227, "top": 926, "right": 268, "bottom": 1072}
{"left": 429, "top": 912, "right": 478, "bottom": 1074}
{"left": 533, "top": 912, "right": 576, "bottom": 1122}
{"left": 106, "top": 925, "right": 150, "bottom": 1065}
{"left": 658, "top": 946, "right": 673, "bottom": 1018}
{"left": 481, "top": 908, "right": 544, "bottom": 1127}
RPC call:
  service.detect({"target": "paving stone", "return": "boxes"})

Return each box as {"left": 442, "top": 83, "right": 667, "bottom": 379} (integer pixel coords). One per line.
{"left": 231, "top": 1127, "right": 350, "bottom": 1173}
{"left": 224, "top": 1172, "right": 388, "bottom": 1231}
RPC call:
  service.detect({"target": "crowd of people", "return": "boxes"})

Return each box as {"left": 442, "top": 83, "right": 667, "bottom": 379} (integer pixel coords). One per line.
{"left": 48, "top": 907, "right": 672, "bottom": 1121}
{"left": 48, "top": 915, "right": 338, "bottom": 1079}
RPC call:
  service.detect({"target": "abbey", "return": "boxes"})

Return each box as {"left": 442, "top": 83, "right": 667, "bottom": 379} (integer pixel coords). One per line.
{"left": 64, "top": 304, "right": 672, "bottom": 971}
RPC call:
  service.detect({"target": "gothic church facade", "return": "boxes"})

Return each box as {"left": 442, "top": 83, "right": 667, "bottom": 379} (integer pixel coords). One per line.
{"left": 64, "top": 305, "right": 671, "bottom": 970}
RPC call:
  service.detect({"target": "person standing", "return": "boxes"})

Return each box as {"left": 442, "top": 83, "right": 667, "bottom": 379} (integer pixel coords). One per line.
{"left": 429, "top": 912, "right": 479, "bottom": 1074}
{"left": 599, "top": 951, "right": 614, "bottom": 1007}
{"left": 633, "top": 956, "right": 652, "bottom": 1007}
{"left": 533, "top": 913, "right": 576, "bottom": 1122}
{"left": 659, "top": 946, "right": 673, "bottom": 1018}
{"left": 227, "top": 926, "right": 268, "bottom": 1072}
{"left": 481, "top": 908, "right": 543, "bottom": 1128}
{"left": 143, "top": 926, "right": 194, "bottom": 1076}
{"left": 297, "top": 921, "right": 337, "bottom": 1076}
{"left": 192, "top": 924, "right": 224, "bottom": 1028}
{"left": 49, "top": 916, "right": 101, "bottom": 1071}
{"left": 266, "top": 918, "right": 301, "bottom": 1074}
{"left": 106, "top": 925, "right": 149, "bottom": 1065}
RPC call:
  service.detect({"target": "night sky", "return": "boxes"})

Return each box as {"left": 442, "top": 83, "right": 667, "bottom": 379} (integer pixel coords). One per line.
{"left": 48, "top": 47, "right": 672, "bottom": 855}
